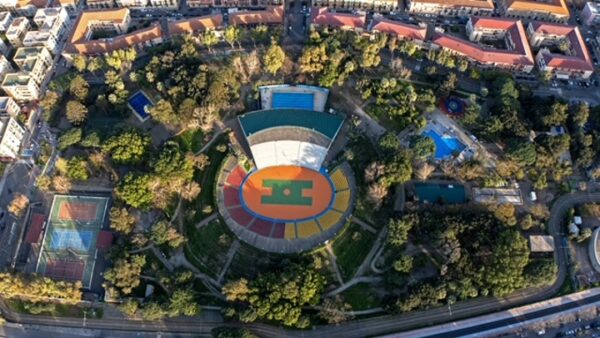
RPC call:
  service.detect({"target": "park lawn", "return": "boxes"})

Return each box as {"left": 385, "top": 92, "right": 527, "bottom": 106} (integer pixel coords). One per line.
{"left": 191, "top": 133, "right": 229, "bottom": 222}
{"left": 332, "top": 223, "right": 377, "bottom": 281}
{"left": 341, "top": 283, "right": 381, "bottom": 311}
{"left": 184, "top": 219, "right": 232, "bottom": 278}
{"left": 6, "top": 299, "right": 103, "bottom": 318}
{"left": 225, "top": 242, "right": 292, "bottom": 281}
{"left": 175, "top": 128, "right": 205, "bottom": 153}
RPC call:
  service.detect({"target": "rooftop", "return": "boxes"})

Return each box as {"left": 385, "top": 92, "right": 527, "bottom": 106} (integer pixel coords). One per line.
{"left": 311, "top": 7, "right": 366, "bottom": 29}
{"left": 238, "top": 109, "right": 344, "bottom": 140}
{"left": 529, "top": 235, "right": 555, "bottom": 252}
{"left": 530, "top": 22, "right": 593, "bottom": 72}
{"left": 2, "top": 73, "right": 33, "bottom": 86}
{"left": 504, "top": 0, "right": 569, "bottom": 17}
{"left": 64, "top": 8, "right": 129, "bottom": 53}
{"left": 433, "top": 17, "right": 534, "bottom": 67}
{"left": 229, "top": 6, "right": 284, "bottom": 26}
{"left": 586, "top": 2, "right": 600, "bottom": 14}
{"left": 167, "top": 14, "right": 222, "bottom": 36}
{"left": 371, "top": 16, "right": 427, "bottom": 40}
{"left": 410, "top": 0, "right": 494, "bottom": 9}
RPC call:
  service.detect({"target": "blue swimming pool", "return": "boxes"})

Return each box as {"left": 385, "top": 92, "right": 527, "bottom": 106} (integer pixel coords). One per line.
{"left": 272, "top": 92, "right": 314, "bottom": 110}
{"left": 414, "top": 182, "right": 466, "bottom": 204}
{"left": 128, "top": 91, "right": 153, "bottom": 121}
{"left": 423, "top": 129, "right": 466, "bottom": 160}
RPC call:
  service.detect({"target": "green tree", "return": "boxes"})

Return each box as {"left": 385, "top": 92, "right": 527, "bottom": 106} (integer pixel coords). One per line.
{"left": 40, "top": 91, "right": 61, "bottom": 122}
{"left": 69, "top": 75, "right": 89, "bottom": 102}
{"left": 542, "top": 102, "right": 568, "bottom": 127}
{"left": 393, "top": 255, "right": 414, "bottom": 273}
{"left": 410, "top": 135, "right": 435, "bottom": 159}
{"left": 201, "top": 30, "right": 219, "bottom": 53}
{"left": 109, "top": 207, "right": 136, "bottom": 234}
{"left": 36, "top": 175, "right": 51, "bottom": 192}
{"left": 263, "top": 40, "right": 285, "bottom": 75}
{"left": 102, "top": 130, "right": 150, "bottom": 165}
{"left": 378, "top": 132, "right": 401, "bottom": 158}
{"left": 438, "top": 72, "right": 457, "bottom": 96}
{"left": 506, "top": 139, "right": 536, "bottom": 166}
{"left": 299, "top": 44, "right": 328, "bottom": 74}
{"left": 118, "top": 298, "right": 139, "bottom": 317}
{"left": 72, "top": 55, "right": 87, "bottom": 72}
{"left": 66, "top": 157, "right": 89, "bottom": 181}
{"left": 58, "top": 128, "right": 82, "bottom": 150}
{"left": 151, "top": 221, "right": 186, "bottom": 248}
{"left": 80, "top": 132, "right": 101, "bottom": 148}
{"left": 66, "top": 100, "right": 88, "bottom": 125}
{"left": 87, "top": 57, "right": 103, "bottom": 74}
{"left": 222, "top": 264, "right": 325, "bottom": 328}
{"left": 168, "top": 288, "right": 200, "bottom": 317}
{"left": 318, "top": 295, "right": 353, "bottom": 324}
{"left": 140, "top": 302, "right": 167, "bottom": 320}
{"left": 571, "top": 102, "right": 589, "bottom": 128}
{"left": 105, "top": 48, "right": 137, "bottom": 72}
{"left": 388, "top": 214, "right": 417, "bottom": 247}
{"left": 103, "top": 255, "right": 146, "bottom": 295}
{"left": 223, "top": 26, "right": 241, "bottom": 49}
{"left": 524, "top": 259, "right": 557, "bottom": 287}
{"left": 149, "top": 99, "right": 177, "bottom": 125}
{"left": 115, "top": 173, "right": 153, "bottom": 209}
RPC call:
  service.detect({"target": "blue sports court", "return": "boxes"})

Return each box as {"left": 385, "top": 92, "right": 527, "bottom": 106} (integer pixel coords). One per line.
{"left": 50, "top": 229, "right": 93, "bottom": 252}
{"left": 128, "top": 91, "right": 153, "bottom": 121}
{"left": 272, "top": 92, "right": 314, "bottom": 110}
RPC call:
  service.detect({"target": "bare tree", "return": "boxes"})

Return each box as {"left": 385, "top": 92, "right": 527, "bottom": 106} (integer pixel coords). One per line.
{"left": 367, "top": 182, "right": 388, "bottom": 210}
{"left": 414, "top": 161, "right": 435, "bottom": 181}
{"left": 8, "top": 194, "right": 29, "bottom": 217}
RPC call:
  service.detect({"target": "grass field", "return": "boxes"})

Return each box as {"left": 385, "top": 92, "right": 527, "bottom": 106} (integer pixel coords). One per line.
{"left": 341, "top": 283, "right": 381, "bottom": 311}
{"left": 225, "top": 242, "right": 292, "bottom": 281}
{"left": 332, "top": 223, "right": 377, "bottom": 281}
{"left": 184, "top": 219, "right": 232, "bottom": 278}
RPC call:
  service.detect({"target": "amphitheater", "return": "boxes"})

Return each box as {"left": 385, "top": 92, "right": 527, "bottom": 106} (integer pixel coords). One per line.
{"left": 216, "top": 86, "right": 355, "bottom": 253}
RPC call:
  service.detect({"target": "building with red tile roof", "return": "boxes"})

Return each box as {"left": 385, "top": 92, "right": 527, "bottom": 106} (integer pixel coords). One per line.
{"left": 499, "top": 0, "right": 569, "bottom": 23}
{"left": 312, "top": 0, "right": 397, "bottom": 12}
{"left": 167, "top": 14, "right": 222, "bottom": 36}
{"left": 63, "top": 8, "right": 165, "bottom": 57}
{"left": 370, "top": 16, "right": 427, "bottom": 41}
{"left": 407, "top": 0, "right": 494, "bottom": 16}
{"left": 311, "top": 8, "right": 366, "bottom": 31}
{"left": 229, "top": 5, "right": 283, "bottom": 26}
{"left": 527, "top": 22, "right": 594, "bottom": 79}
{"left": 432, "top": 17, "right": 534, "bottom": 72}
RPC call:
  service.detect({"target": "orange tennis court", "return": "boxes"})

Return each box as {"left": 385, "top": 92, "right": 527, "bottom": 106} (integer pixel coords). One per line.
{"left": 240, "top": 165, "right": 334, "bottom": 221}
{"left": 58, "top": 202, "right": 99, "bottom": 222}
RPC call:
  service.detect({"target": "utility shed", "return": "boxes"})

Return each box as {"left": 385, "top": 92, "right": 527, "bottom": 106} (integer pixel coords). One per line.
{"left": 529, "top": 235, "right": 555, "bottom": 253}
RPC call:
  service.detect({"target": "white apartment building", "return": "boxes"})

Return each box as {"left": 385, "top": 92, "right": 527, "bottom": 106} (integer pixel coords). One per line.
{"left": 115, "top": 0, "right": 147, "bottom": 7}
{"left": 148, "top": 0, "right": 177, "bottom": 8}
{"left": 86, "top": 0, "right": 115, "bottom": 8}
{"left": 0, "top": 39, "right": 7, "bottom": 54}
{"left": 582, "top": 2, "right": 600, "bottom": 26}
{"left": 0, "top": 54, "right": 14, "bottom": 80}
{"left": 5, "top": 16, "right": 30, "bottom": 47}
{"left": 0, "top": 11, "right": 12, "bottom": 31}
{"left": 1, "top": 73, "right": 41, "bottom": 101}
{"left": 0, "top": 0, "right": 50, "bottom": 17}
{"left": 0, "top": 97, "right": 21, "bottom": 116}
{"left": 24, "top": 8, "right": 70, "bottom": 53}
{"left": 13, "top": 46, "right": 53, "bottom": 84}
{"left": 0, "top": 117, "right": 25, "bottom": 159}
{"left": 55, "top": 0, "right": 83, "bottom": 16}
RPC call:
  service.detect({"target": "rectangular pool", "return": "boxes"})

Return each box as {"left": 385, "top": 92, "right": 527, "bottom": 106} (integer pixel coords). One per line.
{"left": 128, "top": 91, "right": 153, "bottom": 121}
{"left": 272, "top": 92, "right": 314, "bottom": 110}
{"left": 414, "top": 183, "right": 466, "bottom": 204}
{"left": 423, "top": 129, "right": 466, "bottom": 160}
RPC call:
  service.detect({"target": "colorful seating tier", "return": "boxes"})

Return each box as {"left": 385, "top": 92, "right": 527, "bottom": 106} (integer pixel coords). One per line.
{"left": 223, "top": 186, "right": 241, "bottom": 207}
{"left": 330, "top": 168, "right": 349, "bottom": 192}
{"left": 296, "top": 220, "right": 321, "bottom": 239}
{"left": 226, "top": 166, "right": 247, "bottom": 188}
{"left": 284, "top": 223, "right": 296, "bottom": 239}
{"left": 249, "top": 218, "right": 273, "bottom": 237}
{"left": 317, "top": 210, "right": 343, "bottom": 230}
{"left": 333, "top": 190, "right": 351, "bottom": 213}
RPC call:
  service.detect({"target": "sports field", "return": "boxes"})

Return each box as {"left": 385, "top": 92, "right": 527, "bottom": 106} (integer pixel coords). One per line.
{"left": 36, "top": 195, "right": 109, "bottom": 288}
{"left": 240, "top": 165, "right": 334, "bottom": 221}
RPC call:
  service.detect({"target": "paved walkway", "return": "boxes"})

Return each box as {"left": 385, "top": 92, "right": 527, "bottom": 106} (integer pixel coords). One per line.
{"left": 353, "top": 226, "right": 387, "bottom": 279}
{"left": 325, "top": 243, "right": 344, "bottom": 286}
{"left": 196, "top": 213, "right": 218, "bottom": 230}
{"left": 325, "top": 276, "right": 383, "bottom": 297}
{"left": 217, "top": 239, "right": 240, "bottom": 284}
{"left": 351, "top": 217, "right": 377, "bottom": 234}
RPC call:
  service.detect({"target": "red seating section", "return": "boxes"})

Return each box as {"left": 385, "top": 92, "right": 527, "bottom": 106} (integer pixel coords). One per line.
{"left": 226, "top": 166, "right": 247, "bottom": 188}
{"left": 249, "top": 218, "right": 273, "bottom": 237}
{"left": 224, "top": 186, "right": 241, "bottom": 207}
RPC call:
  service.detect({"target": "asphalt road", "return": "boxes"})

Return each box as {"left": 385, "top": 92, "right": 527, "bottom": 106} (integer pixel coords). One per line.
{"left": 1, "top": 192, "right": 599, "bottom": 338}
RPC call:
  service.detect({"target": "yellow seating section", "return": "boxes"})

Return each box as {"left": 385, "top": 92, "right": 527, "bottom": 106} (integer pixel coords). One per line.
{"left": 333, "top": 190, "right": 351, "bottom": 213}
{"left": 330, "top": 168, "right": 349, "bottom": 191}
{"left": 317, "top": 210, "right": 343, "bottom": 230}
{"left": 284, "top": 223, "right": 296, "bottom": 239}
{"left": 296, "top": 220, "right": 321, "bottom": 239}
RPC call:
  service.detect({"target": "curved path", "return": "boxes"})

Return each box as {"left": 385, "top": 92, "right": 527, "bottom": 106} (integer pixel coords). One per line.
{"left": 0, "top": 193, "right": 598, "bottom": 338}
